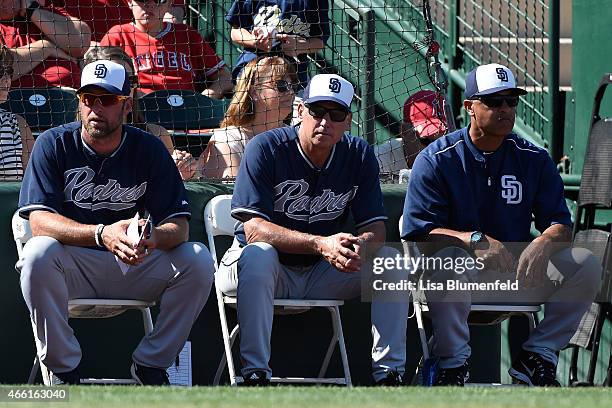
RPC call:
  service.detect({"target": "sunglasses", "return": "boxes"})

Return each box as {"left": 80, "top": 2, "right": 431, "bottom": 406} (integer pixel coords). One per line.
{"left": 473, "top": 95, "right": 520, "bottom": 108}
{"left": 305, "top": 103, "right": 350, "bottom": 122}
{"left": 78, "top": 93, "right": 129, "bottom": 107}
{"left": 261, "top": 80, "right": 297, "bottom": 94}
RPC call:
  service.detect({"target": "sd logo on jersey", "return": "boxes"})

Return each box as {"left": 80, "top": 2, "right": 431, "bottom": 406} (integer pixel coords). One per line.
{"left": 501, "top": 175, "right": 522, "bottom": 204}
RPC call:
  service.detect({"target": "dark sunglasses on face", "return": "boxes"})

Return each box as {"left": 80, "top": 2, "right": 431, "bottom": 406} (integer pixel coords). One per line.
{"left": 473, "top": 95, "right": 520, "bottom": 108}
{"left": 305, "top": 103, "right": 350, "bottom": 122}
{"left": 78, "top": 93, "right": 129, "bottom": 107}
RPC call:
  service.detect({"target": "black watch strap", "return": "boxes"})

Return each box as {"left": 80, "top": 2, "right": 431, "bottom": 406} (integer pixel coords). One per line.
{"left": 26, "top": 1, "right": 41, "bottom": 22}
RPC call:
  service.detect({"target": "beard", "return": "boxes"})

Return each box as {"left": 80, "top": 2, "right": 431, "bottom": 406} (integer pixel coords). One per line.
{"left": 83, "top": 116, "right": 123, "bottom": 140}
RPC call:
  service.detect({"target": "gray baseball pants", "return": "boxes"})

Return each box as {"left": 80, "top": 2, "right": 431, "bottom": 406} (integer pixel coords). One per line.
{"left": 17, "top": 236, "right": 215, "bottom": 374}
{"left": 215, "top": 240, "right": 409, "bottom": 382}
{"left": 423, "top": 246, "right": 602, "bottom": 369}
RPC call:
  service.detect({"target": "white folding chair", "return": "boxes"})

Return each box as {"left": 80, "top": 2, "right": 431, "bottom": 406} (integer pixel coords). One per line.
{"left": 12, "top": 211, "right": 155, "bottom": 385}
{"left": 204, "top": 195, "right": 352, "bottom": 386}
{"left": 398, "top": 216, "right": 540, "bottom": 383}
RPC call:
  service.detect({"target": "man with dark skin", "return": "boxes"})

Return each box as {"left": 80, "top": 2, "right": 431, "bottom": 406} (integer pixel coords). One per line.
{"left": 402, "top": 63, "right": 601, "bottom": 386}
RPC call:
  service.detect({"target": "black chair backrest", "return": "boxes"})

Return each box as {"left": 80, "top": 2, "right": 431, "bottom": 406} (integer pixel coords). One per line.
{"left": 579, "top": 74, "right": 612, "bottom": 207}
{"left": 139, "top": 90, "right": 229, "bottom": 131}
{"left": 4, "top": 88, "right": 78, "bottom": 132}
{"left": 574, "top": 228, "right": 612, "bottom": 302}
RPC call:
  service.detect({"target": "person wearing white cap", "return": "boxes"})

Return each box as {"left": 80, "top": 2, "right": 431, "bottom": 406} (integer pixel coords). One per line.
{"left": 402, "top": 63, "right": 601, "bottom": 386}
{"left": 16, "top": 59, "right": 215, "bottom": 385}
{"left": 215, "top": 73, "right": 409, "bottom": 386}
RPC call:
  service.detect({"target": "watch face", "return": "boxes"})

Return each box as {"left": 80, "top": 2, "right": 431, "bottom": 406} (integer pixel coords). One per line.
{"left": 470, "top": 231, "right": 483, "bottom": 248}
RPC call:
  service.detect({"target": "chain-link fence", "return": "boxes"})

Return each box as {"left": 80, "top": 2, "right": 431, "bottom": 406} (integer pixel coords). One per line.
{"left": 0, "top": 1, "right": 562, "bottom": 182}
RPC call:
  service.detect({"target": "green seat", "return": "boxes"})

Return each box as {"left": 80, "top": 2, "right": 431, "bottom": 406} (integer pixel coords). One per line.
{"left": 139, "top": 90, "right": 230, "bottom": 131}
{"left": 3, "top": 88, "right": 78, "bottom": 134}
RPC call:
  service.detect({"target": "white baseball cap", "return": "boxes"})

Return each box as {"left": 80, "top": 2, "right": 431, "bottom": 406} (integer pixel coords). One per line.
{"left": 464, "top": 63, "right": 527, "bottom": 99}
{"left": 77, "top": 60, "right": 131, "bottom": 96}
{"left": 303, "top": 74, "right": 354, "bottom": 111}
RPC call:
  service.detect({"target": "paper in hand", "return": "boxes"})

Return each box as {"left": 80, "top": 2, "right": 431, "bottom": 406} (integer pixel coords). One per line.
{"left": 115, "top": 212, "right": 141, "bottom": 275}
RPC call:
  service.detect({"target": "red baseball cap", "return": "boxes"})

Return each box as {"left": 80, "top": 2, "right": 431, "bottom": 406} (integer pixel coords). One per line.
{"left": 403, "top": 90, "right": 448, "bottom": 139}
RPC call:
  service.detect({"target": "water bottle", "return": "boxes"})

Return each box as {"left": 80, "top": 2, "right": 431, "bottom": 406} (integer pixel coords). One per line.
{"left": 421, "top": 357, "right": 439, "bottom": 386}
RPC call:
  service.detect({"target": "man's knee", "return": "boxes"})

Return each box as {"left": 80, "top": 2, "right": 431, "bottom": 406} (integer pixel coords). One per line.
{"left": 173, "top": 242, "right": 215, "bottom": 294}
{"left": 17, "top": 236, "right": 65, "bottom": 283}
{"left": 567, "top": 247, "right": 603, "bottom": 295}
{"left": 237, "top": 242, "right": 279, "bottom": 284}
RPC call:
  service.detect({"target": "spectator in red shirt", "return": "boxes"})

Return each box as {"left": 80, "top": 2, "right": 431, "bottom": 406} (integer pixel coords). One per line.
{"left": 100, "top": 0, "right": 233, "bottom": 98}
{"left": 50, "top": 0, "right": 186, "bottom": 45}
{"left": 0, "top": 0, "right": 91, "bottom": 88}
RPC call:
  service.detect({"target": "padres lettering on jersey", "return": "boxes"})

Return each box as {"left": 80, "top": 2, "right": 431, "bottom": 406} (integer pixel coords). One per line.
{"left": 64, "top": 167, "right": 147, "bottom": 211}
{"left": 274, "top": 179, "right": 358, "bottom": 222}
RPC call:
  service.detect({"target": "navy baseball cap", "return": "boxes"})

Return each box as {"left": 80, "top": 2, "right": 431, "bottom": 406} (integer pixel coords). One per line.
{"left": 464, "top": 63, "right": 527, "bottom": 99}
{"left": 303, "top": 74, "right": 354, "bottom": 111}
{"left": 77, "top": 60, "right": 131, "bottom": 96}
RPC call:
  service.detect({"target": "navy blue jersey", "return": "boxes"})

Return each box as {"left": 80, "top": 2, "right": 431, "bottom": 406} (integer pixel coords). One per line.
{"left": 19, "top": 122, "right": 190, "bottom": 231}
{"left": 231, "top": 125, "right": 387, "bottom": 266}
{"left": 402, "top": 127, "right": 571, "bottom": 242}
{"left": 225, "top": 0, "right": 330, "bottom": 87}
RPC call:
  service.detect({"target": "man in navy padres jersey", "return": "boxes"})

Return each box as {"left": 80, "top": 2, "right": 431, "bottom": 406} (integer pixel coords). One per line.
{"left": 402, "top": 63, "right": 601, "bottom": 386}
{"left": 216, "top": 74, "right": 409, "bottom": 386}
{"left": 16, "top": 60, "right": 215, "bottom": 386}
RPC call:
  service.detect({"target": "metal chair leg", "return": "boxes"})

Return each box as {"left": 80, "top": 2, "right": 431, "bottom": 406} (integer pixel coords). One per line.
{"left": 524, "top": 312, "right": 537, "bottom": 333}
{"left": 414, "top": 301, "right": 430, "bottom": 359}
{"left": 214, "top": 323, "right": 240, "bottom": 386}
{"left": 28, "top": 356, "right": 39, "bottom": 384}
{"left": 141, "top": 307, "right": 154, "bottom": 334}
{"left": 318, "top": 307, "right": 340, "bottom": 378}
{"left": 569, "top": 345, "right": 580, "bottom": 385}
{"left": 331, "top": 306, "right": 351, "bottom": 387}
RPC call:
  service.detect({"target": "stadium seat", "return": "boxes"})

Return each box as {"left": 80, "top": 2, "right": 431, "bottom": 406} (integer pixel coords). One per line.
{"left": 398, "top": 216, "right": 541, "bottom": 385}
{"left": 204, "top": 195, "right": 352, "bottom": 386}
{"left": 11, "top": 211, "right": 155, "bottom": 386}
{"left": 2, "top": 88, "right": 78, "bottom": 135}
{"left": 139, "top": 90, "right": 229, "bottom": 131}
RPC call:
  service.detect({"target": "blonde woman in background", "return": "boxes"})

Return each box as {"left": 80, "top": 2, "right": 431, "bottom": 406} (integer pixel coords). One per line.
{"left": 198, "top": 56, "right": 297, "bottom": 180}
{"left": 82, "top": 46, "right": 196, "bottom": 179}
{"left": 0, "top": 45, "right": 34, "bottom": 179}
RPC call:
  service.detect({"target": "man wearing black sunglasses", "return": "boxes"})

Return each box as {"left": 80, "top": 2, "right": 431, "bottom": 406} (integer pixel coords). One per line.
{"left": 402, "top": 63, "right": 601, "bottom": 386}
{"left": 17, "top": 60, "right": 215, "bottom": 386}
{"left": 217, "top": 73, "right": 409, "bottom": 386}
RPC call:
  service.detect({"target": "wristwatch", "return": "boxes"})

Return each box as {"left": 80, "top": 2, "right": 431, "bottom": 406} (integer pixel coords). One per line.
{"left": 469, "top": 231, "right": 485, "bottom": 250}
{"left": 25, "top": 1, "right": 41, "bottom": 22}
